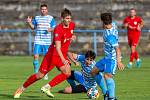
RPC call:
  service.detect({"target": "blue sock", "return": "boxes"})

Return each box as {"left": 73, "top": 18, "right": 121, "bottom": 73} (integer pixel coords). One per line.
{"left": 74, "top": 71, "right": 85, "bottom": 85}
{"left": 94, "top": 73, "right": 107, "bottom": 95}
{"left": 33, "top": 59, "right": 39, "bottom": 73}
{"left": 106, "top": 78, "right": 115, "bottom": 98}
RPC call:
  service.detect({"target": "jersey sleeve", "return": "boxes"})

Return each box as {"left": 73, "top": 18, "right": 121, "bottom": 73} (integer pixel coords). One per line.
{"left": 53, "top": 27, "right": 62, "bottom": 41}
{"left": 32, "top": 17, "right": 37, "bottom": 28}
{"left": 138, "top": 17, "right": 142, "bottom": 24}
{"left": 50, "top": 18, "right": 56, "bottom": 28}
{"left": 123, "top": 17, "right": 128, "bottom": 24}
{"left": 70, "top": 22, "right": 75, "bottom": 30}
{"left": 107, "top": 34, "right": 119, "bottom": 47}
{"left": 76, "top": 54, "right": 85, "bottom": 62}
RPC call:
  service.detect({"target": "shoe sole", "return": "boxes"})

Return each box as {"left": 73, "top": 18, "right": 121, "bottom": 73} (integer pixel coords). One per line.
{"left": 41, "top": 90, "right": 54, "bottom": 98}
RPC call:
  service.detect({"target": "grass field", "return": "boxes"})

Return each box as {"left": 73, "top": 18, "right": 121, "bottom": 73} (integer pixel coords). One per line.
{"left": 0, "top": 56, "right": 150, "bottom": 100}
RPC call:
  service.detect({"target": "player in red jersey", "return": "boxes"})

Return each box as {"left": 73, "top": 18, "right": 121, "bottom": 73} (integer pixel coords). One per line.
{"left": 14, "top": 8, "right": 76, "bottom": 98}
{"left": 123, "top": 8, "right": 144, "bottom": 68}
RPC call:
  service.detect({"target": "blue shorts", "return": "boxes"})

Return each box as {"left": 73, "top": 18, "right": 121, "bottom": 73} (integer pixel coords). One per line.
{"left": 95, "top": 57, "right": 117, "bottom": 74}
{"left": 33, "top": 44, "right": 49, "bottom": 55}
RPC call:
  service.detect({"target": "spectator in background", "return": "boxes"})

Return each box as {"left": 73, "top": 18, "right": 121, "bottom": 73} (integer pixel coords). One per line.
{"left": 26, "top": 4, "right": 56, "bottom": 80}
{"left": 123, "top": 8, "right": 144, "bottom": 68}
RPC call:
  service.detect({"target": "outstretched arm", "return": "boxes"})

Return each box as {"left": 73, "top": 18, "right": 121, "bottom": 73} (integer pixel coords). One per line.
{"left": 67, "top": 52, "right": 79, "bottom": 66}
{"left": 26, "top": 16, "right": 34, "bottom": 30}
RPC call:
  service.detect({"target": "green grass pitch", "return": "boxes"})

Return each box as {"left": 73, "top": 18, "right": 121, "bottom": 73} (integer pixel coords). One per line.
{"left": 0, "top": 56, "right": 150, "bottom": 100}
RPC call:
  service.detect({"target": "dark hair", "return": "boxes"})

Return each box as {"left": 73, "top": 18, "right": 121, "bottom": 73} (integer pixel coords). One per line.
{"left": 130, "top": 8, "right": 136, "bottom": 11}
{"left": 40, "top": 4, "right": 48, "bottom": 8}
{"left": 100, "top": 13, "right": 112, "bottom": 25}
{"left": 61, "top": 8, "right": 72, "bottom": 18}
{"left": 85, "top": 50, "right": 96, "bottom": 60}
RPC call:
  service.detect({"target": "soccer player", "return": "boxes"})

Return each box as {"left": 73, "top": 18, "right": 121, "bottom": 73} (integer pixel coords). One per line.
{"left": 14, "top": 8, "right": 75, "bottom": 98}
{"left": 123, "top": 8, "right": 144, "bottom": 68}
{"left": 59, "top": 51, "right": 107, "bottom": 99}
{"left": 91, "top": 13, "right": 124, "bottom": 100}
{"left": 26, "top": 4, "right": 56, "bottom": 80}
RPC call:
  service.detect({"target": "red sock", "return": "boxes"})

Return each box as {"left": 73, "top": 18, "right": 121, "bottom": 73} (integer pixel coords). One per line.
{"left": 48, "top": 73, "right": 68, "bottom": 87}
{"left": 23, "top": 74, "right": 38, "bottom": 88}
{"left": 130, "top": 52, "right": 134, "bottom": 62}
{"left": 134, "top": 51, "right": 139, "bottom": 60}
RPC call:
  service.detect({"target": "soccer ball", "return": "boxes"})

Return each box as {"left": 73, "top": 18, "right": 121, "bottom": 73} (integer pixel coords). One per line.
{"left": 87, "top": 87, "right": 100, "bottom": 99}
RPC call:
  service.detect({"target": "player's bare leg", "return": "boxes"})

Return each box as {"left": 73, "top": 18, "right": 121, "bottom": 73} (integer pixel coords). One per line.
{"left": 14, "top": 71, "right": 45, "bottom": 98}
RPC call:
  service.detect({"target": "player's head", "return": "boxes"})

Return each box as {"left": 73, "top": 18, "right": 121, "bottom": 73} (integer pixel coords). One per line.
{"left": 61, "top": 8, "right": 72, "bottom": 27}
{"left": 40, "top": 4, "right": 48, "bottom": 16}
{"left": 100, "top": 12, "right": 112, "bottom": 25}
{"left": 85, "top": 50, "right": 96, "bottom": 66}
{"left": 129, "top": 8, "right": 136, "bottom": 17}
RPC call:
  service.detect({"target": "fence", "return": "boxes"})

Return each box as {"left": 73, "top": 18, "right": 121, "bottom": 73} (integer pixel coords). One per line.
{"left": 0, "top": 29, "right": 150, "bottom": 55}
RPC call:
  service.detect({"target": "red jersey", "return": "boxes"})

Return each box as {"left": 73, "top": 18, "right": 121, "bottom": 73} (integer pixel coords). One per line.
{"left": 49, "top": 22, "right": 75, "bottom": 56}
{"left": 123, "top": 16, "right": 142, "bottom": 36}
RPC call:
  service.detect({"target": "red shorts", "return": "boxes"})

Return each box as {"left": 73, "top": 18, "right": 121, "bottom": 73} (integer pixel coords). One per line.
{"left": 39, "top": 51, "right": 70, "bottom": 74}
{"left": 127, "top": 32, "right": 140, "bottom": 47}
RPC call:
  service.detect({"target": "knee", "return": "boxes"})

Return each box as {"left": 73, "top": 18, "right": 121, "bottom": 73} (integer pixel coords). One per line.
{"left": 104, "top": 73, "right": 113, "bottom": 79}
{"left": 36, "top": 73, "right": 44, "bottom": 79}
{"left": 34, "top": 55, "right": 39, "bottom": 60}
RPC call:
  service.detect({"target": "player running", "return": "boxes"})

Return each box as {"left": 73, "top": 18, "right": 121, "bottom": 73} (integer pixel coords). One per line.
{"left": 91, "top": 13, "right": 124, "bottom": 100}
{"left": 14, "top": 8, "right": 76, "bottom": 98}
{"left": 123, "top": 8, "right": 144, "bottom": 68}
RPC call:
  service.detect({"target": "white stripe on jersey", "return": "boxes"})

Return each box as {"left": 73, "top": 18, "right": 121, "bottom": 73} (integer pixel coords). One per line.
{"left": 103, "top": 23, "right": 119, "bottom": 60}
{"left": 33, "top": 15, "right": 55, "bottom": 45}
{"left": 76, "top": 55, "right": 97, "bottom": 90}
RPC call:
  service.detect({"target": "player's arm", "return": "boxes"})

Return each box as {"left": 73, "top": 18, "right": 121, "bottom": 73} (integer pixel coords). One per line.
{"left": 137, "top": 19, "right": 144, "bottom": 31}
{"left": 123, "top": 18, "right": 136, "bottom": 29}
{"left": 115, "top": 47, "right": 124, "bottom": 71}
{"left": 26, "top": 16, "right": 34, "bottom": 30}
{"left": 47, "top": 18, "right": 56, "bottom": 32}
{"left": 55, "top": 41, "right": 69, "bottom": 65}
{"left": 67, "top": 52, "right": 79, "bottom": 66}
{"left": 107, "top": 34, "right": 124, "bottom": 70}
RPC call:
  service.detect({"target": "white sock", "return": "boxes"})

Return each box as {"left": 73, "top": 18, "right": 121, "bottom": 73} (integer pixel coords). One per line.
{"left": 137, "top": 58, "right": 140, "bottom": 62}
{"left": 44, "top": 84, "right": 51, "bottom": 89}
{"left": 21, "top": 86, "right": 26, "bottom": 91}
{"left": 129, "top": 62, "right": 132, "bottom": 65}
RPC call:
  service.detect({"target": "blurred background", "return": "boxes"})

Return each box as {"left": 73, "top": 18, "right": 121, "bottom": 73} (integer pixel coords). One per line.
{"left": 0, "top": 0, "right": 150, "bottom": 56}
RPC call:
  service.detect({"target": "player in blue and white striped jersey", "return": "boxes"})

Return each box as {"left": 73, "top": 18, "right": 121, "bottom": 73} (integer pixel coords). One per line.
{"left": 58, "top": 51, "right": 107, "bottom": 96}
{"left": 91, "top": 13, "right": 124, "bottom": 100}
{"left": 26, "top": 4, "right": 56, "bottom": 80}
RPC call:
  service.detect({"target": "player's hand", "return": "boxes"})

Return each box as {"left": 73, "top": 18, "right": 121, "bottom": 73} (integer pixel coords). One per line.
{"left": 47, "top": 28, "right": 53, "bottom": 32}
{"left": 62, "top": 59, "right": 70, "bottom": 66}
{"left": 128, "top": 25, "right": 136, "bottom": 30}
{"left": 74, "top": 61, "right": 79, "bottom": 66}
{"left": 71, "top": 35, "right": 76, "bottom": 41}
{"left": 26, "top": 16, "right": 32, "bottom": 23}
{"left": 117, "top": 62, "right": 124, "bottom": 71}
{"left": 137, "top": 25, "right": 141, "bottom": 31}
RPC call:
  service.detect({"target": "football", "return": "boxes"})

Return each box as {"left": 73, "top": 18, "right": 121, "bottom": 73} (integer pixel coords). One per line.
{"left": 87, "top": 87, "right": 100, "bottom": 99}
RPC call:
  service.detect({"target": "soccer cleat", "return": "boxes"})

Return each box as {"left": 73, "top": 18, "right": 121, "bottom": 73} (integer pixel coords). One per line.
{"left": 41, "top": 87, "right": 54, "bottom": 98}
{"left": 108, "top": 97, "right": 117, "bottom": 100}
{"left": 127, "top": 62, "right": 132, "bottom": 68}
{"left": 44, "top": 74, "right": 48, "bottom": 80}
{"left": 136, "top": 59, "right": 141, "bottom": 68}
{"left": 14, "top": 87, "right": 24, "bottom": 98}
{"left": 104, "top": 91, "right": 109, "bottom": 100}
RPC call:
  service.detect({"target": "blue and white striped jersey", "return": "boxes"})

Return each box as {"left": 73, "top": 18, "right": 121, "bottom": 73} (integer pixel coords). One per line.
{"left": 103, "top": 23, "right": 119, "bottom": 60}
{"left": 32, "top": 15, "right": 56, "bottom": 45}
{"left": 76, "top": 55, "right": 97, "bottom": 90}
